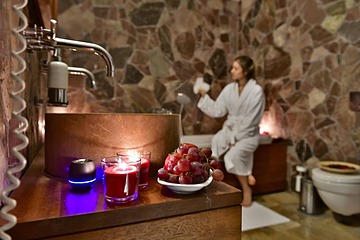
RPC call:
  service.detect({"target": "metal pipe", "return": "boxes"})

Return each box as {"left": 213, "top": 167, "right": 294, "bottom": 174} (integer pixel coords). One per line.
{"left": 53, "top": 37, "right": 114, "bottom": 77}
{"left": 50, "top": 19, "right": 114, "bottom": 77}
{"left": 68, "top": 67, "right": 96, "bottom": 89}
{"left": 23, "top": 19, "right": 115, "bottom": 77}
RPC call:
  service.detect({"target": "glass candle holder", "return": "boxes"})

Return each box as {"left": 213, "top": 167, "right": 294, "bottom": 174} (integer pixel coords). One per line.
{"left": 101, "top": 155, "right": 141, "bottom": 204}
{"left": 138, "top": 151, "right": 151, "bottom": 189}
{"left": 117, "top": 150, "right": 151, "bottom": 189}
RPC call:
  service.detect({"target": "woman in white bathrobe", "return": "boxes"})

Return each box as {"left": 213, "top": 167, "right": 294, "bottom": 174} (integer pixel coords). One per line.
{"left": 197, "top": 56, "right": 265, "bottom": 206}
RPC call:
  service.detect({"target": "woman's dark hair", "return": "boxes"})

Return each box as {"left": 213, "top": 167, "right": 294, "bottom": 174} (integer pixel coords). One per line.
{"left": 234, "top": 56, "right": 255, "bottom": 80}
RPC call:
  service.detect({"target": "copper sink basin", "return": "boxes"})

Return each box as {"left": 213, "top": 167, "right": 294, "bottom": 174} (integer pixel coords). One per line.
{"left": 45, "top": 113, "right": 180, "bottom": 179}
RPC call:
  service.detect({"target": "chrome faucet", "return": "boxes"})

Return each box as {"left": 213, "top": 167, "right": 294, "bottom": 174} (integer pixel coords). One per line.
{"left": 23, "top": 19, "right": 115, "bottom": 77}
{"left": 68, "top": 67, "right": 96, "bottom": 89}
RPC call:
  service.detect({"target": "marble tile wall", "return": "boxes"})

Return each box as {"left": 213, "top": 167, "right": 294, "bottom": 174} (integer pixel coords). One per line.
{"left": 0, "top": 1, "right": 12, "bottom": 193}
{"left": 0, "top": 2, "right": 43, "bottom": 192}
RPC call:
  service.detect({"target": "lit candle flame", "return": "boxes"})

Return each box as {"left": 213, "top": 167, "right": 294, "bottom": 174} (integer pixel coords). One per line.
{"left": 126, "top": 150, "right": 140, "bottom": 158}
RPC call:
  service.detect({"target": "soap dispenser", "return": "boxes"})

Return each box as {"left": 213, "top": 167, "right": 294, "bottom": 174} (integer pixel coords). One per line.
{"left": 47, "top": 61, "right": 69, "bottom": 106}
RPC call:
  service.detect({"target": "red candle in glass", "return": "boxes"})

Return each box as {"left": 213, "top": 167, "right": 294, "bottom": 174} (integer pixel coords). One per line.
{"left": 102, "top": 156, "right": 140, "bottom": 203}
{"left": 139, "top": 156, "right": 150, "bottom": 189}
{"left": 117, "top": 150, "right": 151, "bottom": 189}
{"left": 104, "top": 165, "right": 138, "bottom": 200}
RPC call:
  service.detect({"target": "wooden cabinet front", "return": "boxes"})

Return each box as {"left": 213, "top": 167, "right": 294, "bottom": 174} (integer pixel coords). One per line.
{"left": 222, "top": 140, "right": 288, "bottom": 195}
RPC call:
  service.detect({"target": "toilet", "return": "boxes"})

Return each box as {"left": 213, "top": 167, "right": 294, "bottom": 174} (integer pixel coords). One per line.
{"left": 312, "top": 167, "right": 360, "bottom": 218}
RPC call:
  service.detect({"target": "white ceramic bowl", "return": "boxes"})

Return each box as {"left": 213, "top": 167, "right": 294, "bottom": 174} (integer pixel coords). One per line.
{"left": 157, "top": 175, "right": 213, "bottom": 194}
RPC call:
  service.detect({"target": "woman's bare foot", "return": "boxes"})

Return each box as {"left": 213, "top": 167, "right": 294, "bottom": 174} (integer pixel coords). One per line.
{"left": 241, "top": 187, "right": 252, "bottom": 207}
{"left": 248, "top": 175, "right": 256, "bottom": 186}
{"left": 236, "top": 175, "right": 253, "bottom": 207}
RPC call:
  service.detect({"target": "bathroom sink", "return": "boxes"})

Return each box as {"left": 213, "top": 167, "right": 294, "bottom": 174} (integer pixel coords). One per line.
{"left": 45, "top": 113, "right": 180, "bottom": 179}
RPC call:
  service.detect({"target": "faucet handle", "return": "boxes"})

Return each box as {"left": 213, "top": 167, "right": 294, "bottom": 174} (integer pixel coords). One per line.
{"left": 50, "top": 19, "right": 57, "bottom": 40}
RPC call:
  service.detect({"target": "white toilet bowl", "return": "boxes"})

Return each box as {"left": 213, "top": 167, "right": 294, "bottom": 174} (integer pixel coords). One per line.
{"left": 312, "top": 167, "right": 360, "bottom": 216}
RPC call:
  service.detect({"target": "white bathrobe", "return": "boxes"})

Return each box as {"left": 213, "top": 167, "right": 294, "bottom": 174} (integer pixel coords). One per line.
{"left": 197, "top": 79, "right": 265, "bottom": 176}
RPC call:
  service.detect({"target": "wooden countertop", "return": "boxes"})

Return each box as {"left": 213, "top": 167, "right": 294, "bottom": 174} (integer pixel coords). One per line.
{"left": 4, "top": 149, "right": 242, "bottom": 239}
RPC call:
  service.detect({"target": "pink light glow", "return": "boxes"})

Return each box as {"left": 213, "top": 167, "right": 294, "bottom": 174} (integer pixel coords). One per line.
{"left": 259, "top": 110, "right": 288, "bottom": 139}
{"left": 259, "top": 122, "right": 270, "bottom": 135}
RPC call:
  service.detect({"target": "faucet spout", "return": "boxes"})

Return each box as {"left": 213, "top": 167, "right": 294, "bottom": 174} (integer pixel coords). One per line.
{"left": 53, "top": 37, "right": 115, "bottom": 77}
{"left": 68, "top": 67, "right": 96, "bottom": 88}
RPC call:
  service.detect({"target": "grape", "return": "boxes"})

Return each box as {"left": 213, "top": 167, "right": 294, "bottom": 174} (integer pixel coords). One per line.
{"left": 165, "top": 161, "right": 175, "bottom": 173}
{"left": 164, "top": 154, "right": 171, "bottom": 168}
{"left": 177, "top": 145, "right": 189, "bottom": 155}
{"left": 193, "top": 174, "right": 205, "bottom": 184}
{"left": 198, "top": 151, "right": 206, "bottom": 162}
{"left": 202, "top": 169, "right": 209, "bottom": 180}
{"left": 177, "top": 157, "right": 190, "bottom": 172}
{"left": 186, "top": 151, "right": 200, "bottom": 162}
{"left": 168, "top": 175, "right": 179, "bottom": 183}
{"left": 157, "top": 168, "right": 169, "bottom": 180}
{"left": 212, "top": 169, "right": 224, "bottom": 181}
{"left": 187, "top": 147, "right": 201, "bottom": 162}
{"left": 169, "top": 152, "right": 182, "bottom": 164}
{"left": 201, "top": 148, "right": 212, "bottom": 158}
{"left": 181, "top": 143, "right": 198, "bottom": 149}
{"left": 172, "top": 165, "right": 182, "bottom": 175}
{"left": 188, "top": 147, "right": 200, "bottom": 155}
{"left": 190, "top": 161, "right": 204, "bottom": 175}
{"left": 179, "top": 174, "right": 193, "bottom": 184}
{"left": 209, "top": 159, "right": 221, "bottom": 170}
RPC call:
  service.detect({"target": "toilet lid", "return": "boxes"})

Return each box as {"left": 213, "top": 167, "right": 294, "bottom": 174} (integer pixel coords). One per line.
{"left": 312, "top": 168, "right": 360, "bottom": 183}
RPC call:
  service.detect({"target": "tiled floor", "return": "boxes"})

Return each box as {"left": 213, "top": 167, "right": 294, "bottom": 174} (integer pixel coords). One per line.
{"left": 242, "top": 191, "right": 360, "bottom": 240}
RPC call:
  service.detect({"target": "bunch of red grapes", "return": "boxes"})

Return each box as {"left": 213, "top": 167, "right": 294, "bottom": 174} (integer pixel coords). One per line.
{"left": 157, "top": 143, "right": 224, "bottom": 184}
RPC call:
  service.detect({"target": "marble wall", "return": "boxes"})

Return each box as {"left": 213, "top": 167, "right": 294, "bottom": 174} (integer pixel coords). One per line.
{"left": 0, "top": 1, "right": 12, "bottom": 193}
{"left": 0, "top": 2, "right": 43, "bottom": 193}
{"left": 56, "top": 0, "right": 360, "bottom": 167}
